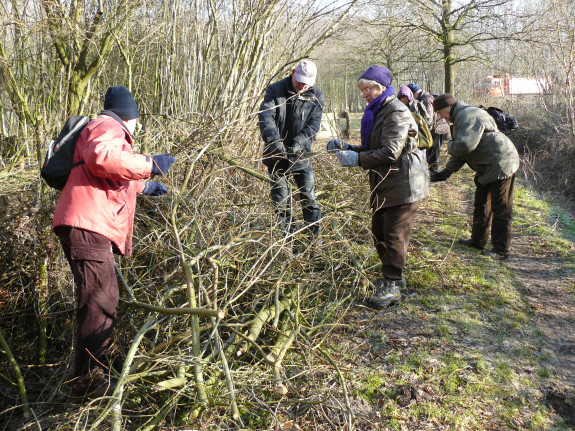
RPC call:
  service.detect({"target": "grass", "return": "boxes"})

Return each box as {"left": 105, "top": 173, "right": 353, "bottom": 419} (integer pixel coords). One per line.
{"left": 514, "top": 187, "right": 575, "bottom": 255}
{"left": 315, "top": 163, "right": 575, "bottom": 430}
{"left": 2, "top": 136, "right": 574, "bottom": 430}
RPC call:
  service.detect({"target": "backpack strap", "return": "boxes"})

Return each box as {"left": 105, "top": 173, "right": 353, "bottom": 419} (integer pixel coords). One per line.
{"left": 66, "top": 116, "right": 91, "bottom": 171}
{"left": 99, "top": 109, "right": 132, "bottom": 134}
{"left": 69, "top": 112, "right": 127, "bottom": 172}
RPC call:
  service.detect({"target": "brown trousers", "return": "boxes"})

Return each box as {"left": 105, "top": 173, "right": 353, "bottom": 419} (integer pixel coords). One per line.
{"left": 472, "top": 174, "right": 515, "bottom": 255}
{"left": 55, "top": 226, "right": 118, "bottom": 379}
{"left": 371, "top": 201, "right": 420, "bottom": 280}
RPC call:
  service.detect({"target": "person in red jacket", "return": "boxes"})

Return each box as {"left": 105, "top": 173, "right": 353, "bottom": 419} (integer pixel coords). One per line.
{"left": 53, "top": 86, "right": 176, "bottom": 397}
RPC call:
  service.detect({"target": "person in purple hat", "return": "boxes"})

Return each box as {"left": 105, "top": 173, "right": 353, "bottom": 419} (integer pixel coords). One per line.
{"left": 398, "top": 86, "right": 432, "bottom": 125}
{"left": 407, "top": 83, "right": 449, "bottom": 174}
{"left": 327, "top": 66, "right": 429, "bottom": 308}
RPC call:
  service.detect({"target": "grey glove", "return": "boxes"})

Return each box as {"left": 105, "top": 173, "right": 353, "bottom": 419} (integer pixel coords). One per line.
{"left": 334, "top": 150, "right": 359, "bottom": 167}
{"left": 290, "top": 140, "right": 304, "bottom": 155}
{"left": 326, "top": 139, "right": 349, "bottom": 153}
{"left": 430, "top": 168, "right": 453, "bottom": 182}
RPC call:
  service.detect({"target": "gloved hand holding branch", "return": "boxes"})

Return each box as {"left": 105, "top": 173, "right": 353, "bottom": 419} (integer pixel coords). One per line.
{"left": 142, "top": 182, "right": 168, "bottom": 196}
{"left": 152, "top": 154, "right": 177, "bottom": 176}
{"left": 334, "top": 150, "right": 359, "bottom": 167}
{"left": 326, "top": 139, "right": 349, "bottom": 152}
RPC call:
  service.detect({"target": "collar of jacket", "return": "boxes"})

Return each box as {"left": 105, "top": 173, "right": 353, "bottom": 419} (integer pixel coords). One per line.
{"left": 449, "top": 102, "right": 461, "bottom": 122}
{"left": 285, "top": 76, "right": 315, "bottom": 101}
{"left": 98, "top": 109, "right": 132, "bottom": 135}
{"left": 380, "top": 94, "right": 397, "bottom": 109}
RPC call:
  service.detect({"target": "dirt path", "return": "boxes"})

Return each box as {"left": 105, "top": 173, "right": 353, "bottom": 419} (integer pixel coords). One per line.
{"left": 311, "top": 174, "right": 575, "bottom": 430}
{"left": 450, "top": 176, "right": 575, "bottom": 424}
{"left": 508, "top": 228, "right": 575, "bottom": 421}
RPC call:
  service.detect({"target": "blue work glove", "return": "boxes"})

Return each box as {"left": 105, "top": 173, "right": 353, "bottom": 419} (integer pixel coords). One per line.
{"left": 151, "top": 154, "right": 176, "bottom": 176}
{"left": 430, "top": 168, "right": 453, "bottom": 182}
{"left": 326, "top": 139, "right": 349, "bottom": 153}
{"left": 142, "top": 182, "right": 168, "bottom": 196}
{"left": 334, "top": 150, "right": 359, "bottom": 167}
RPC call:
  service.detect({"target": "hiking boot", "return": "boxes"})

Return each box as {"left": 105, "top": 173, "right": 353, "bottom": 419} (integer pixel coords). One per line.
{"left": 458, "top": 238, "right": 484, "bottom": 250}
{"left": 71, "top": 367, "right": 113, "bottom": 399}
{"left": 481, "top": 249, "right": 509, "bottom": 261}
{"left": 367, "top": 279, "right": 402, "bottom": 309}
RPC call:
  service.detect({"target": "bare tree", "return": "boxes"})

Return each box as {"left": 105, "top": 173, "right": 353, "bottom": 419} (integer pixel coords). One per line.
{"left": 41, "top": 0, "right": 140, "bottom": 115}
{"left": 534, "top": 0, "right": 575, "bottom": 136}
{"left": 372, "top": 0, "right": 517, "bottom": 93}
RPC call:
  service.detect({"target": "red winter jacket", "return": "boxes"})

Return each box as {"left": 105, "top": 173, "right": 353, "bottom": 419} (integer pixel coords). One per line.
{"left": 52, "top": 115, "right": 153, "bottom": 255}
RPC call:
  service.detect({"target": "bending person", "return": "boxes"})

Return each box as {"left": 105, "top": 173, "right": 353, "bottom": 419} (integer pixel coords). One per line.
{"left": 431, "top": 94, "right": 519, "bottom": 260}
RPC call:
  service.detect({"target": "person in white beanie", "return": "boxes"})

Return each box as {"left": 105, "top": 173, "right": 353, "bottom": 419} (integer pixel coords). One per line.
{"left": 258, "top": 60, "right": 324, "bottom": 249}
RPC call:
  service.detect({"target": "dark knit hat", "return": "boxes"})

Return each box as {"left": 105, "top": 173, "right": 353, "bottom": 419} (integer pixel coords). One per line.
{"left": 359, "top": 66, "right": 391, "bottom": 87}
{"left": 433, "top": 93, "right": 457, "bottom": 111}
{"left": 104, "top": 86, "right": 139, "bottom": 120}
{"left": 407, "top": 83, "right": 421, "bottom": 94}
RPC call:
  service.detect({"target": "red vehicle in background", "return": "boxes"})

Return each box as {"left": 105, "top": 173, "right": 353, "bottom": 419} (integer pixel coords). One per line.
{"left": 474, "top": 74, "right": 552, "bottom": 97}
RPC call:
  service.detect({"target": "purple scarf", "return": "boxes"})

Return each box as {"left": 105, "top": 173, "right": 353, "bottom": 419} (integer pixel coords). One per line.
{"left": 360, "top": 85, "right": 396, "bottom": 148}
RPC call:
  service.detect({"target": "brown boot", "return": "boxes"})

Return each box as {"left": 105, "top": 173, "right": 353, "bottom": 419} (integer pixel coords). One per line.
{"left": 71, "top": 367, "right": 113, "bottom": 398}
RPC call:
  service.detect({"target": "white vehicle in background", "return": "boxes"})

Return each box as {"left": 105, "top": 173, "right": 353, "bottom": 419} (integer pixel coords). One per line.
{"left": 474, "top": 74, "right": 552, "bottom": 97}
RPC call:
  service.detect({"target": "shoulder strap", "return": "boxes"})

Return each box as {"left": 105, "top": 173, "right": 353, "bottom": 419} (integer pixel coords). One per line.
{"left": 99, "top": 109, "right": 131, "bottom": 134}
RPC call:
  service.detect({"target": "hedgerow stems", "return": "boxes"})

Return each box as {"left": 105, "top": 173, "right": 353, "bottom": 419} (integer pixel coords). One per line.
{"left": 89, "top": 315, "right": 159, "bottom": 431}
{"left": 0, "top": 329, "right": 30, "bottom": 418}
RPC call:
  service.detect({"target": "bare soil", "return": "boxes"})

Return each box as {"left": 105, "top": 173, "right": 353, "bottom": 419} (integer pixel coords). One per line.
{"left": 509, "top": 220, "right": 575, "bottom": 424}
{"left": 316, "top": 172, "right": 575, "bottom": 430}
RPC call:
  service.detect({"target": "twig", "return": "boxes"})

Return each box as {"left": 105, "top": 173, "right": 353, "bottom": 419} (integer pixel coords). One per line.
{"left": 89, "top": 315, "right": 159, "bottom": 431}
{"left": 124, "top": 299, "right": 224, "bottom": 318}
{"left": 0, "top": 329, "right": 30, "bottom": 419}
{"left": 301, "top": 330, "right": 355, "bottom": 429}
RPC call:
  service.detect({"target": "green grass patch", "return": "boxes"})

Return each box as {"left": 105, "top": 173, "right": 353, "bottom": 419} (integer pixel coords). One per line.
{"left": 317, "top": 171, "right": 575, "bottom": 429}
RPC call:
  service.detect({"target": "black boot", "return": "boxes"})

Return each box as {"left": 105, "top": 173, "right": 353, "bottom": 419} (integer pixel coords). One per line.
{"left": 458, "top": 238, "right": 484, "bottom": 250}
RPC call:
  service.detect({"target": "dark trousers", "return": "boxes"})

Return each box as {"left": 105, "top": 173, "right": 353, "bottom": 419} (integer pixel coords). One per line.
{"left": 267, "top": 165, "right": 321, "bottom": 236}
{"left": 426, "top": 133, "right": 445, "bottom": 173}
{"left": 371, "top": 202, "right": 419, "bottom": 280}
{"left": 471, "top": 174, "right": 515, "bottom": 255}
{"left": 55, "top": 226, "right": 118, "bottom": 379}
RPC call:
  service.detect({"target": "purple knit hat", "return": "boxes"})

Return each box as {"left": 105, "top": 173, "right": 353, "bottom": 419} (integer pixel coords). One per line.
{"left": 398, "top": 86, "right": 414, "bottom": 102}
{"left": 359, "top": 66, "right": 391, "bottom": 87}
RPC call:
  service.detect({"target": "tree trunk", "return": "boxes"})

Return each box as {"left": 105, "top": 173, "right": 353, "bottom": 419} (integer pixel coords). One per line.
{"left": 444, "top": 40, "right": 455, "bottom": 94}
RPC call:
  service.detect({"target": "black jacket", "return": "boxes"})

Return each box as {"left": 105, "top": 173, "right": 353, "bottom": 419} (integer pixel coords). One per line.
{"left": 258, "top": 76, "right": 324, "bottom": 170}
